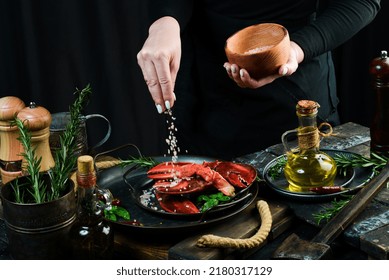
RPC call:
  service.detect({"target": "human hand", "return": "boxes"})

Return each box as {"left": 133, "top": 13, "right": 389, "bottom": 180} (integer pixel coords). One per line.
{"left": 137, "top": 16, "right": 181, "bottom": 114}
{"left": 224, "top": 41, "right": 304, "bottom": 89}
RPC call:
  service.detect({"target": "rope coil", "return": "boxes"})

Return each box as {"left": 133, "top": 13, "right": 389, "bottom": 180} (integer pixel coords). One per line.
{"left": 196, "top": 200, "right": 272, "bottom": 249}
{"left": 297, "top": 122, "right": 333, "bottom": 150}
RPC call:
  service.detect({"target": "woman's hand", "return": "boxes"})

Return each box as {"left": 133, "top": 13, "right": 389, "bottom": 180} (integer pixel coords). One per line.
{"left": 224, "top": 41, "right": 304, "bottom": 89}
{"left": 137, "top": 16, "right": 181, "bottom": 113}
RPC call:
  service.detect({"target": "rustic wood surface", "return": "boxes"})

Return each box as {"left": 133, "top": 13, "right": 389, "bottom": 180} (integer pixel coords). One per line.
{"left": 1, "top": 122, "right": 388, "bottom": 260}
{"left": 167, "top": 122, "right": 389, "bottom": 260}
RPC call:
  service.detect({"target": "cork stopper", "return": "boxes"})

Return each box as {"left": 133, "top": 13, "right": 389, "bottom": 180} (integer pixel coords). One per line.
{"left": 296, "top": 100, "right": 320, "bottom": 115}
{"left": 77, "top": 155, "right": 95, "bottom": 174}
{"left": 17, "top": 102, "right": 52, "bottom": 131}
{"left": 0, "top": 96, "right": 25, "bottom": 121}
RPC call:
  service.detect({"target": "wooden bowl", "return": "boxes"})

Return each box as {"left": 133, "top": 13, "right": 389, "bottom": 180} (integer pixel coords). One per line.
{"left": 225, "top": 23, "right": 290, "bottom": 79}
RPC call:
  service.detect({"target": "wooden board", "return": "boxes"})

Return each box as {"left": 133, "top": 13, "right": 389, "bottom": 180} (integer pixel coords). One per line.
{"left": 360, "top": 224, "right": 389, "bottom": 259}
{"left": 168, "top": 198, "right": 292, "bottom": 260}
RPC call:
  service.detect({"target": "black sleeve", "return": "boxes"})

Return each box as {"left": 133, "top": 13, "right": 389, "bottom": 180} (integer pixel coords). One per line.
{"left": 147, "top": 0, "right": 194, "bottom": 31}
{"left": 290, "top": 0, "right": 381, "bottom": 61}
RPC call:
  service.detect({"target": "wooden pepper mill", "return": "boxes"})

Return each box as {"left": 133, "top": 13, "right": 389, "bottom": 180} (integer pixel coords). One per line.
{"left": 0, "top": 96, "right": 26, "bottom": 184}
{"left": 17, "top": 102, "right": 55, "bottom": 172}
{"left": 369, "top": 50, "right": 389, "bottom": 156}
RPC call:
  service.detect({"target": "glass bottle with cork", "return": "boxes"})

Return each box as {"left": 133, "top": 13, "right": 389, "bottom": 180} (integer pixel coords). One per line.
{"left": 70, "top": 155, "right": 114, "bottom": 259}
{"left": 282, "top": 100, "right": 337, "bottom": 192}
{"left": 369, "top": 50, "right": 389, "bottom": 157}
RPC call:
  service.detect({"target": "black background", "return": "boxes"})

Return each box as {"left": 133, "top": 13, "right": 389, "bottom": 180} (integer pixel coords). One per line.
{"left": 0, "top": 0, "right": 388, "bottom": 157}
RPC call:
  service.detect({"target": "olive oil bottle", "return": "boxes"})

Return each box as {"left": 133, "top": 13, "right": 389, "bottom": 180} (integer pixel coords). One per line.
{"left": 282, "top": 100, "right": 337, "bottom": 192}
{"left": 70, "top": 155, "right": 114, "bottom": 259}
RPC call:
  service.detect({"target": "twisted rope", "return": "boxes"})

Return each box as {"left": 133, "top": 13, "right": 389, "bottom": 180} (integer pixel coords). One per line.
{"left": 196, "top": 200, "right": 272, "bottom": 249}
{"left": 297, "top": 122, "right": 334, "bottom": 150}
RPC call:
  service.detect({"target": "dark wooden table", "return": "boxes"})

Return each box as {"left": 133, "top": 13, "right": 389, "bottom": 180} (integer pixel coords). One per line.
{"left": 1, "top": 122, "right": 388, "bottom": 260}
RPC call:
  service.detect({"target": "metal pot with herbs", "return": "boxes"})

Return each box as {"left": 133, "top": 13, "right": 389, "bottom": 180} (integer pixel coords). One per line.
{"left": 0, "top": 85, "right": 91, "bottom": 259}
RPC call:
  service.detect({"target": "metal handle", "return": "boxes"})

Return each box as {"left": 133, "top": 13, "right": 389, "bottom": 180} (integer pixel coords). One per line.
{"left": 281, "top": 129, "right": 298, "bottom": 153}
{"left": 85, "top": 114, "right": 112, "bottom": 151}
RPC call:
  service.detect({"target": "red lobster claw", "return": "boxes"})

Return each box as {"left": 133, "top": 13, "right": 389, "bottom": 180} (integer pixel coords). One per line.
{"left": 204, "top": 161, "right": 257, "bottom": 188}
{"left": 147, "top": 161, "right": 235, "bottom": 196}
{"left": 154, "top": 192, "right": 200, "bottom": 214}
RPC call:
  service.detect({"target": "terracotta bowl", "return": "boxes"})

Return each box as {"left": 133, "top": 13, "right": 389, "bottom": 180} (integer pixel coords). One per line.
{"left": 225, "top": 23, "right": 290, "bottom": 79}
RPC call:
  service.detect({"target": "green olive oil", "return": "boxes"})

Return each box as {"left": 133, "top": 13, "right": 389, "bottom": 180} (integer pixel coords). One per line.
{"left": 284, "top": 149, "right": 337, "bottom": 192}
{"left": 282, "top": 100, "right": 337, "bottom": 192}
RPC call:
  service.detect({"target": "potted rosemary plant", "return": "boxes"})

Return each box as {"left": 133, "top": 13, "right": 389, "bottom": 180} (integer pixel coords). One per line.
{"left": 0, "top": 85, "right": 91, "bottom": 259}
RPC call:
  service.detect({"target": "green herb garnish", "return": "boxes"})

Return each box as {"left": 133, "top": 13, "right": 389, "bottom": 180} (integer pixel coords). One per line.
{"left": 197, "top": 192, "right": 231, "bottom": 212}
{"left": 267, "top": 156, "right": 287, "bottom": 180}
{"left": 104, "top": 205, "right": 131, "bottom": 222}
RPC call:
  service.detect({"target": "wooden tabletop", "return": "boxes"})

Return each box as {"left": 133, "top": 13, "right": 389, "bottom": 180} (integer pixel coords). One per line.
{"left": 112, "top": 122, "right": 389, "bottom": 260}
{"left": 1, "top": 122, "right": 388, "bottom": 260}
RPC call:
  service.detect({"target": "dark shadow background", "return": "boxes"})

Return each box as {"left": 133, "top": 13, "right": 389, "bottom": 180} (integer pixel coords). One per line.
{"left": 0, "top": 0, "right": 388, "bottom": 157}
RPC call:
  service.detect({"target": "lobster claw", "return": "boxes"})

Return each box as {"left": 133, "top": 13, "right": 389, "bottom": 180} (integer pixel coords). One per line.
{"left": 147, "top": 162, "right": 193, "bottom": 180}
{"left": 147, "top": 161, "right": 235, "bottom": 196}
{"left": 146, "top": 160, "right": 257, "bottom": 215}
{"left": 154, "top": 192, "right": 200, "bottom": 214}
{"left": 205, "top": 161, "right": 257, "bottom": 188}
{"left": 153, "top": 178, "right": 211, "bottom": 194}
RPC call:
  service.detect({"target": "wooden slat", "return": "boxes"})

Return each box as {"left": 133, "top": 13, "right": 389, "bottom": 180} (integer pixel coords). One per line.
{"left": 168, "top": 199, "right": 292, "bottom": 260}
{"left": 360, "top": 224, "right": 389, "bottom": 259}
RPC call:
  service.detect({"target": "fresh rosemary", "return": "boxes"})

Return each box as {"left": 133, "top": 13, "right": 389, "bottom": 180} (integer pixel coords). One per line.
{"left": 48, "top": 84, "right": 92, "bottom": 199}
{"left": 313, "top": 152, "right": 388, "bottom": 225}
{"left": 312, "top": 195, "right": 353, "bottom": 225}
{"left": 13, "top": 84, "right": 91, "bottom": 203}
{"left": 13, "top": 118, "right": 46, "bottom": 203}
{"left": 119, "top": 155, "right": 159, "bottom": 169}
{"left": 333, "top": 152, "right": 388, "bottom": 177}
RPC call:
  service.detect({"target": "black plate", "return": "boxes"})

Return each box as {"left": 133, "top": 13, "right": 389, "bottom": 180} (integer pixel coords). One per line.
{"left": 123, "top": 158, "right": 257, "bottom": 219}
{"left": 97, "top": 155, "right": 258, "bottom": 234}
{"left": 263, "top": 149, "right": 375, "bottom": 201}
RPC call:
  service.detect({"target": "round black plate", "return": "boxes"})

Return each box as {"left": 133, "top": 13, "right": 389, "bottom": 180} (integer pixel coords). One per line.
{"left": 263, "top": 149, "right": 375, "bottom": 201}
{"left": 123, "top": 158, "right": 257, "bottom": 219}
{"left": 97, "top": 155, "right": 258, "bottom": 234}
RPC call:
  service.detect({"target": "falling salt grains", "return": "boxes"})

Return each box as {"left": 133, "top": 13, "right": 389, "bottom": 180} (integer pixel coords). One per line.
{"left": 164, "top": 109, "right": 181, "bottom": 163}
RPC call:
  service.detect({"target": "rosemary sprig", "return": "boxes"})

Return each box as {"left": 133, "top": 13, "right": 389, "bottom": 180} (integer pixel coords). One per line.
{"left": 14, "top": 118, "right": 46, "bottom": 203}
{"left": 12, "top": 85, "right": 91, "bottom": 203}
{"left": 334, "top": 152, "right": 388, "bottom": 177}
{"left": 312, "top": 195, "right": 352, "bottom": 225}
{"left": 48, "top": 84, "right": 92, "bottom": 199}
{"left": 119, "top": 156, "right": 158, "bottom": 169}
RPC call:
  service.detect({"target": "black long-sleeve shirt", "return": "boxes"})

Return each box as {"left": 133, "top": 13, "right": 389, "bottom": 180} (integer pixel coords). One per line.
{"left": 150, "top": 0, "right": 380, "bottom": 60}
{"left": 147, "top": 0, "right": 381, "bottom": 159}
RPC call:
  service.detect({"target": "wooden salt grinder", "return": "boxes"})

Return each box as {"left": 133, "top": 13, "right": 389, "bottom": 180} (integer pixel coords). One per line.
{"left": 0, "top": 96, "right": 26, "bottom": 184}
{"left": 17, "top": 102, "right": 55, "bottom": 172}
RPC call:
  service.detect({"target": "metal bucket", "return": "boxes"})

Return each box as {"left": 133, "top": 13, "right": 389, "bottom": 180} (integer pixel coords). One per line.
{"left": 0, "top": 174, "right": 77, "bottom": 259}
